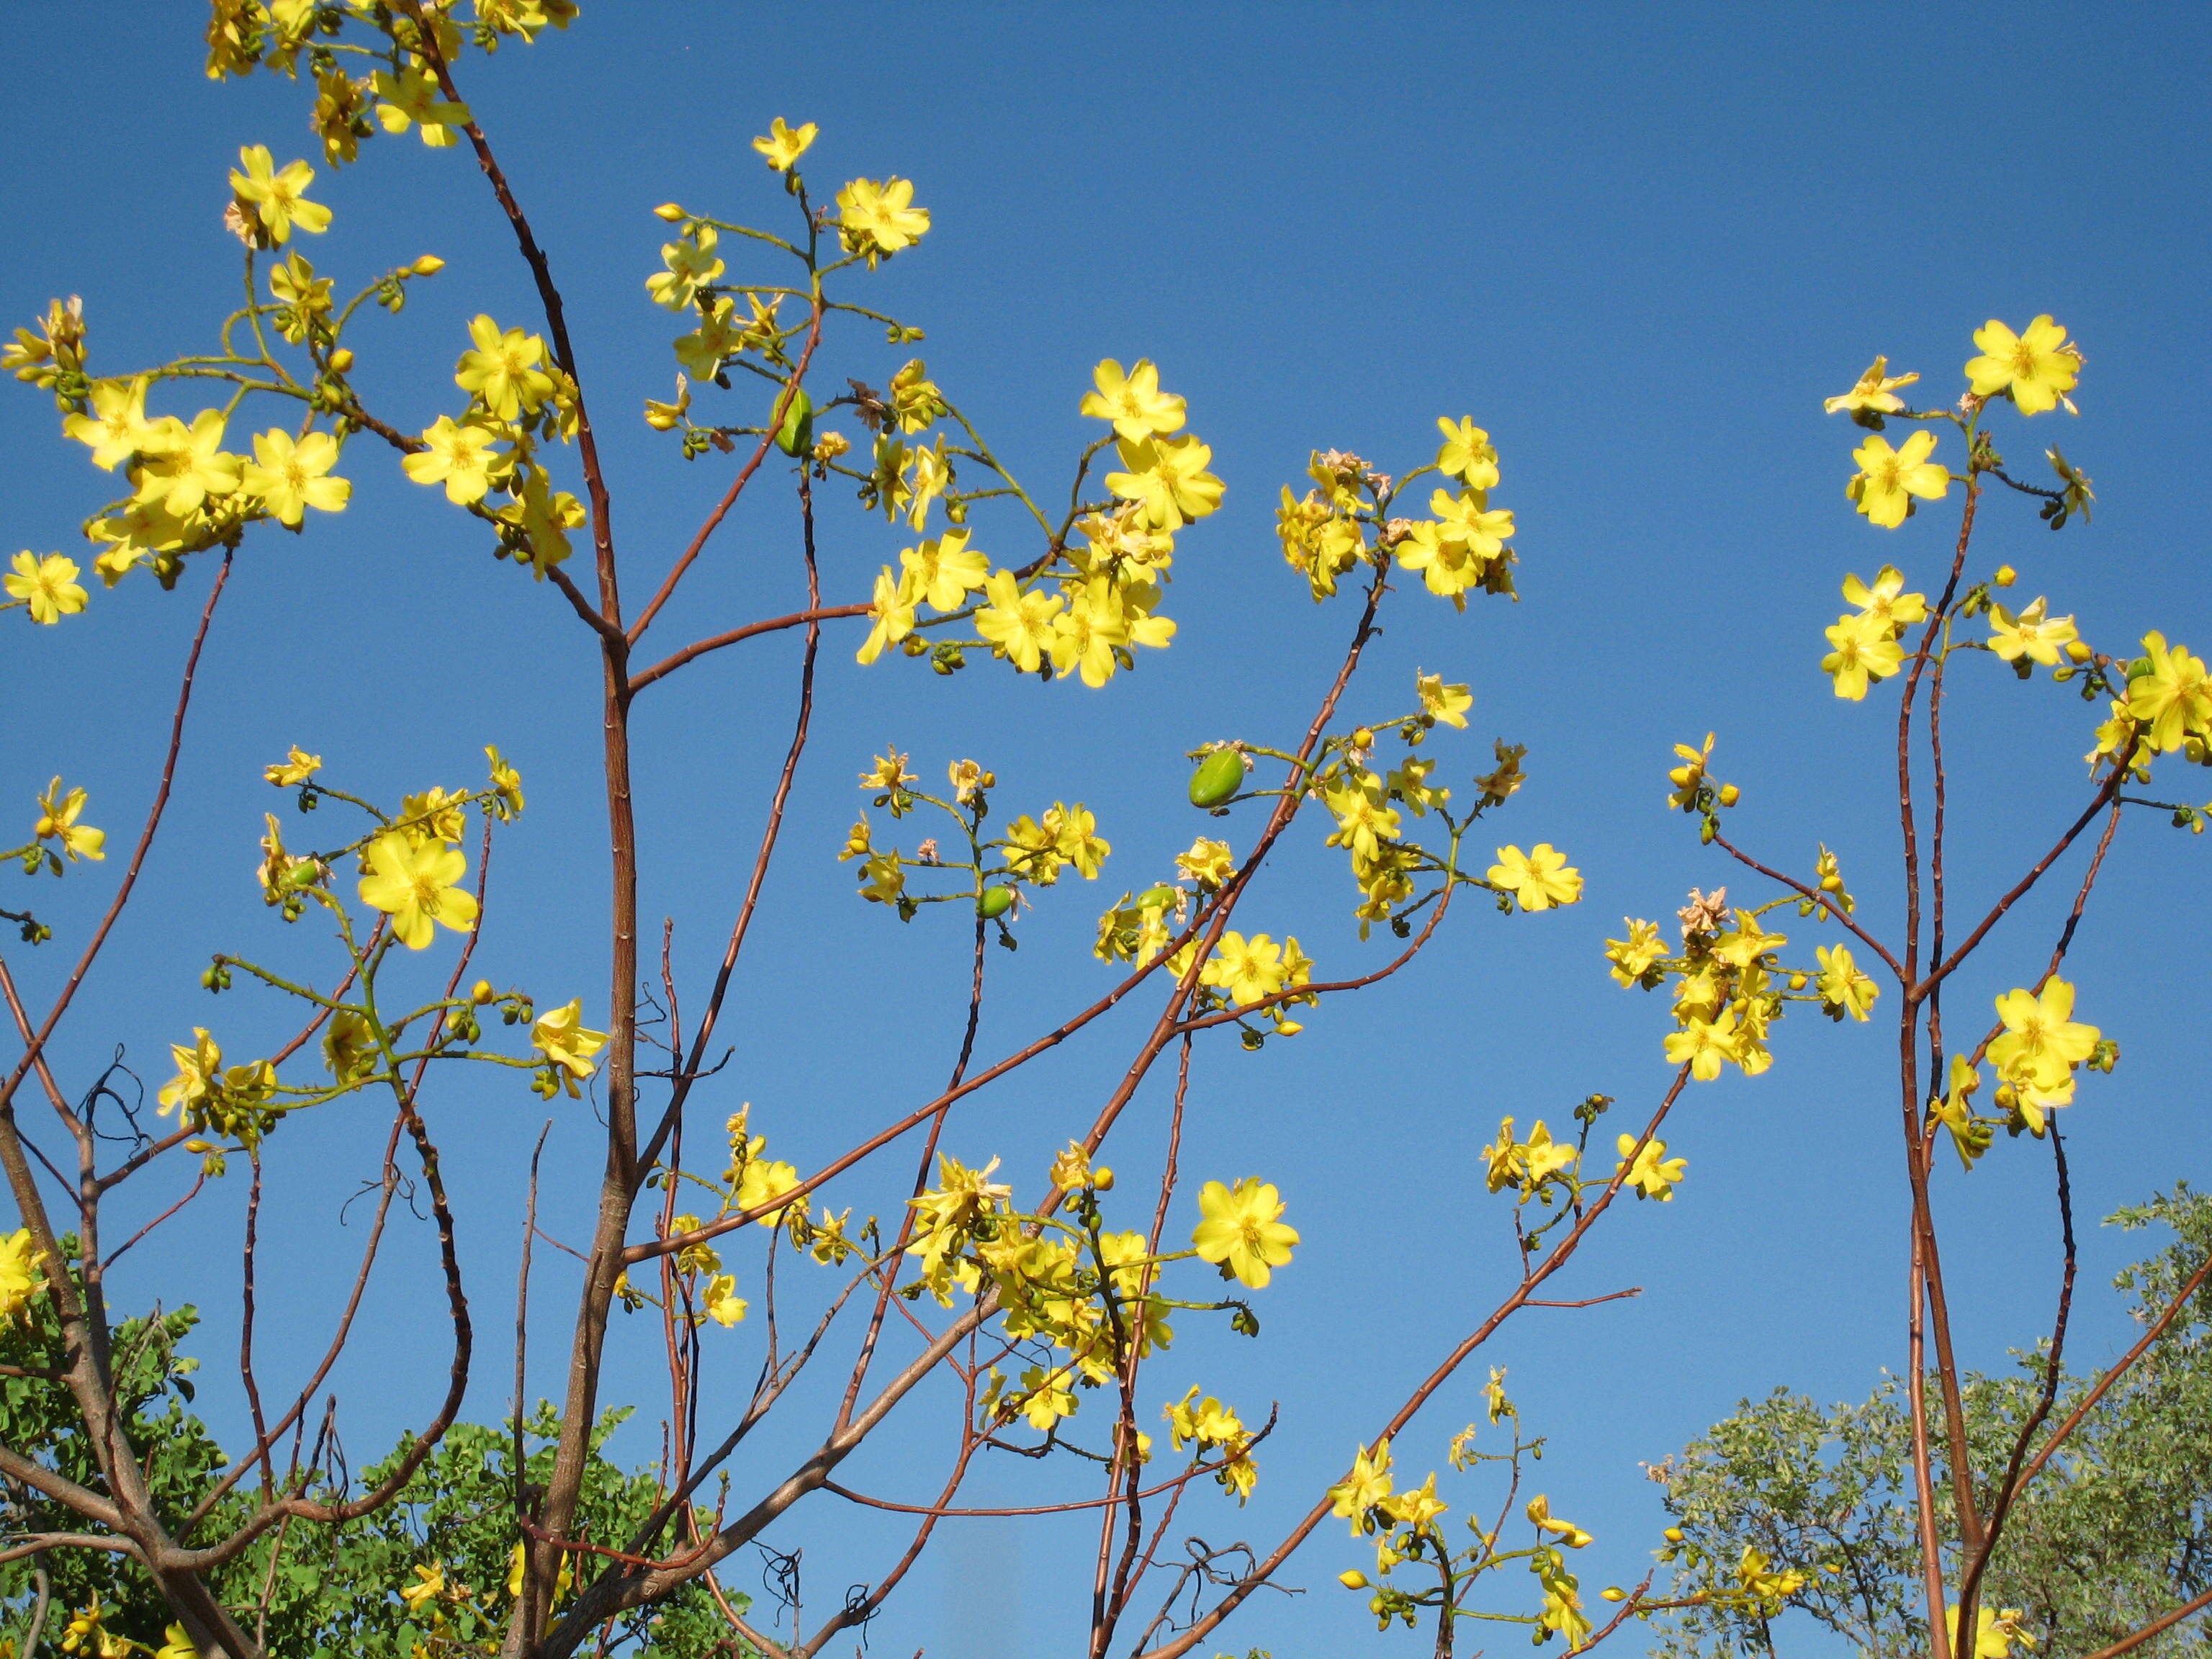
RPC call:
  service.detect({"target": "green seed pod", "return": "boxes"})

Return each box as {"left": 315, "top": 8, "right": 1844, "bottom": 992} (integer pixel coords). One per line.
{"left": 1188, "top": 747, "right": 1243, "bottom": 808}
{"left": 773, "top": 388, "right": 814, "bottom": 457}
{"left": 978, "top": 885, "right": 1015, "bottom": 920}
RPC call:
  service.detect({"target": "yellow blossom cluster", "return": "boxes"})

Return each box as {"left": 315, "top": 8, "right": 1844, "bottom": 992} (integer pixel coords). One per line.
{"left": 403, "top": 313, "right": 585, "bottom": 580}
{"left": 1328, "top": 1386, "right": 1630, "bottom": 1647}
{"left": 1277, "top": 421, "right": 1518, "bottom": 608}
{"left": 1609, "top": 837, "right": 1881, "bottom": 1089}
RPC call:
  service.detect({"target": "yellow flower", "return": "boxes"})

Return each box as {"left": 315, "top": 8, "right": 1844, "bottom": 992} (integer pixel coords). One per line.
{"left": 228, "top": 145, "right": 331, "bottom": 245}
{"left": 1988, "top": 976, "right": 2098, "bottom": 1112}
{"left": 372, "top": 66, "right": 469, "bottom": 146}
{"left": 1191, "top": 1177, "right": 1298, "bottom": 1288}
{"left": 241, "top": 428, "right": 349, "bottom": 526}
{"left": 836, "top": 177, "right": 931, "bottom": 266}
{"left": 1735, "top": 1546, "right": 1806, "bottom": 1601}
{"left": 403, "top": 415, "right": 503, "bottom": 505}
{"left": 1822, "top": 610, "right": 1905, "bottom": 701}
{"left": 1079, "top": 359, "right": 1187, "bottom": 442}
{"left": 974, "top": 569, "right": 1063, "bottom": 673}
{"left": 495, "top": 469, "right": 585, "bottom": 579}
{"left": 1616, "top": 1134, "right": 1687, "bottom": 1199}
{"left": 1479, "top": 1117, "right": 1578, "bottom": 1196}
{"left": 859, "top": 749, "right": 914, "bottom": 792}
{"left": 945, "top": 758, "right": 994, "bottom": 806}
{"left": 1488, "top": 844, "right": 1582, "bottom": 912}
{"left": 456, "top": 315, "right": 557, "bottom": 420}
{"left": 1965, "top": 315, "right": 2080, "bottom": 416}
{"left": 1327, "top": 1438, "right": 1393, "bottom": 1534}
{"left": 398, "top": 786, "right": 469, "bottom": 845}
{"left": 1105, "top": 435, "right": 1224, "bottom": 531}
{"left": 1434, "top": 416, "right": 1499, "bottom": 488}
{"left": 1416, "top": 670, "right": 1473, "bottom": 727}
{"left": 133, "top": 410, "right": 242, "bottom": 516}
{"left": 1665, "top": 732, "right": 1716, "bottom": 811}
{"left": 855, "top": 566, "right": 917, "bottom": 666}
{"left": 1712, "top": 908, "right": 1786, "bottom": 969}
{"left": 737, "top": 1157, "right": 801, "bottom": 1224}
{"left": 1047, "top": 576, "right": 1129, "bottom": 688}
{"left": 6, "top": 552, "right": 88, "bottom": 624}
{"left": 33, "top": 778, "right": 104, "bottom": 862}
{"left": 701, "top": 1273, "right": 749, "bottom": 1326}
{"left": 1201, "top": 932, "right": 1288, "bottom": 1007}
{"left": 321, "top": 1010, "right": 377, "bottom": 1084}
{"left": 1823, "top": 356, "right": 1920, "bottom": 417}
{"left": 264, "top": 745, "right": 322, "bottom": 787}
{"left": 646, "top": 225, "right": 724, "bottom": 311}
{"left": 1988, "top": 598, "right": 2078, "bottom": 667}
{"left": 752, "top": 117, "right": 817, "bottom": 172}
{"left": 1848, "top": 428, "right": 1949, "bottom": 528}
{"left": 1046, "top": 801, "right": 1111, "bottom": 877}
{"left": 1429, "top": 486, "right": 1515, "bottom": 558}
{"left": 1841, "top": 565, "right": 1927, "bottom": 631}
{"left": 400, "top": 1563, "right": 446, "bottom": 1616}
{"left": 531, "top": 999, "right": 606, "bottom": 1092}
{"left": 1527, "top": 1494, "right": 1593, "bottom": 1548}
{"left": 153, "top": 1624, "right": 199, "bottom": 1659}
{"left": 1177, "top": 837, "right": 1234, "bottom": 889}
{"left": 0, "top": 1228, "right": 47, "bottom": 1324}
{"left": 485, "top": 746, "right": 526, "bottom": 819}
{"left": 1815, "top": 943, "right": 1879, "bottom": 1021}
{"left": 62, "top": 377, "right": 153, "bottom": 470}
{"left": 357, "top": 832, "right": 479, "bottom": 950}
{"left": 899, "top": 528, "right": 991, "bottom": 612}
{"left": 1606, "top": 919, "right": 1667, "bottom": 986}
{"left": 1385, "top": 1473, "right": 1449, "bottom": 1529}
{"left": 1664, "top": 1009, "right": 1740, "bottom": 1082}
{"left": 1948, "top": 1603, "right": 2036, "bottom": 1659}
{"left": 2126, "top": 632, "right": 2212, "bottom": 753}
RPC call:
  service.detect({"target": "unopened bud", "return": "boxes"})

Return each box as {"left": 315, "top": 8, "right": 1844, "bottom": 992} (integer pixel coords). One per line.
{"left": 1338, "top": 1570, "right": 1369, "bottom": 1590}
{"left": 1663, "top": 1527, "right": 1684, "bottom": 1544}
{"left": 1601, "top": 1587, "right": 1628, "bottom": 1602}
{"left": 1717, "top": 783, "right": 1740, "bottom": 807}
{"left": 1092, "top": 1166, "right": 1115, "bottom": 1192}
{"left": 1351, "top": 727, "right": 1373, "bottom": 750}
{"left": 327, "top": 347, "right": 354, "bottom": 373}
{"left": 652, "top": 202, "right": 685, "bottom": 222}
{"left": 471, "top": 980, "right": 496, "bottom": 1004}
{"left": 410, "top": 254, "right": 446, "bottom": 276}
{"left": 2064, "top": 639, "right": 2092, "bottom": 663}
{"left": 1993, "top": 564, "right": 2017, "bottom": 588}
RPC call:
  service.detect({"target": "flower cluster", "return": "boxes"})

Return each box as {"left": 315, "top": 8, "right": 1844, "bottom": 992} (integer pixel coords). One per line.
{"left": 1277, "top": 421, "right": 1518, "bottom": 608}
{"left": 403, "top": 313, "right": 585, "bottom": 579}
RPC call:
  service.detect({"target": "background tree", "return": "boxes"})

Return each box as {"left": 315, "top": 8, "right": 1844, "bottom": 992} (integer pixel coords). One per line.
{"left": 1652, "top": 1186, "right": 2212, "bottom": 1659}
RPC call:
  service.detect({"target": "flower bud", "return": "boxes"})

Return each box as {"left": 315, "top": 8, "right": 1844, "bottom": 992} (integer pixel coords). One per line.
{"left": 1092, "top": 1166, "right": 1115, "bottom": 1192}
{"left": 1602, "top": 1587, "right": 1628, "bottom": 1602}
{"left": 410, "top": 255, "right": 446, "bottom": 276}
{"left": 1993, "top": 564, "right": 2017, "bottom": 588}
{"left": 327, "top": 347, "right": 354, "bottom": 373}
{"left": 1717, "top": 783, "right": 1740, "bottom": 807}
{"left": 471, "top": 980, "right": 496, "bottom": 1004}
{"left": 652, "top": 202, "right": 685, "bottom": 222}
{"left": 2064, "top": 639, "right": 2092, "bottom": 663}
{"left": 1351, "top": 727, "right": 1373, "bottom": 750}
{"left": 1663, "top": 1527, "right": 1684, "bottom": 1544}
{"left": 1338, "top": 1570, "right": 1370, "bottom": 1590}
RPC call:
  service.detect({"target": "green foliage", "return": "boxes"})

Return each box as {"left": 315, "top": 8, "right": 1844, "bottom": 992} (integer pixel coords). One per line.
{"left": 1650, "top": 1187, "right": 2212, "bottom": 1659}
{"left": 1, "top": 1297, "right": 748, "bottom": 1656}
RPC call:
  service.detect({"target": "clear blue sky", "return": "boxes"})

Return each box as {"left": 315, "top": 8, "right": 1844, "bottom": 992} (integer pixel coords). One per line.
{"left": 4, "top": 4, "right": 2209, "bottom": 1654}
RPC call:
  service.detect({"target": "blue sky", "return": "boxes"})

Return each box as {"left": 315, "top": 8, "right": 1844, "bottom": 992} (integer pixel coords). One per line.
{"left": 3, "top": 4, "right": 2209, "bottom": 1654}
